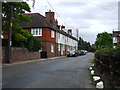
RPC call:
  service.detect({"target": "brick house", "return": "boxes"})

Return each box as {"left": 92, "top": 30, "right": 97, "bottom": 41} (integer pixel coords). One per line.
{"left": 20, "top": 10, "right": 78, "bottom": 58}
{"left": 113, "top": 31, "right": 120, "bottom": 48}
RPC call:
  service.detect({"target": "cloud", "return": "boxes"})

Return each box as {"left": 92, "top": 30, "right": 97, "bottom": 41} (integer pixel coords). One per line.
{"left": 27, "top": 0, "right": 118, "bottom": 44}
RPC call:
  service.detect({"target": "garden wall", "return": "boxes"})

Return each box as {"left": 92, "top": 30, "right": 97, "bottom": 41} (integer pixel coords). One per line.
{"left": 2, "top": 47, "right": 40, "bottom": 63}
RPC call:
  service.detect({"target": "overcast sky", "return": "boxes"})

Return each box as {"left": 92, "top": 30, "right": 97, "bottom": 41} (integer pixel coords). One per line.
{"left": 26, "top": 0, "right": 119, "bottom": 44}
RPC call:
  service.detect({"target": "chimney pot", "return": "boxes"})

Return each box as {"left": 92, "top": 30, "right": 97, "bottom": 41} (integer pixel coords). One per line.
{"left": 68, "top": 29, "right": 72, "bottom": 35}
{"left": 49, "top": 10, "right": 51, "bottom": 12}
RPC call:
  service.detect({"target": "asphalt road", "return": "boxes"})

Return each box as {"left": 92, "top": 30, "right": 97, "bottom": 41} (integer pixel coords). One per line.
{"left": 3, "top": 53, "right": 94, "bottom": 88}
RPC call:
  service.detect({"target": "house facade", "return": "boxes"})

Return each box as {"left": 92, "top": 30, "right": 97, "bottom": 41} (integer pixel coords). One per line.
{"left": 20, "top": 10, "right": 78, "bottom": 57}
{"left": 113, "top": 31, "right": 120, "bottom": 48}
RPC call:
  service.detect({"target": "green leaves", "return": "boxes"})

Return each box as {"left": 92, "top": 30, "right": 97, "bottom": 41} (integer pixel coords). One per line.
{"left": 26, "top": 36, "right": 41, "bottom": 52}
{"left": 95, "top": 46, "right": 120, "bottom": 70}
{"left": 2, "top": 2, "right": 31, "bottom": 46}
{"left": 14, "top": 33, "right": 27, "bottom": 42}
{"left": 2, "top": 2, "right": 42, "bottom": 51}
{"left": 78, "top": 37, "right": 91, "bottom": 51}
{"left": 95, "top": 32, "right": 113, "bottom": 49}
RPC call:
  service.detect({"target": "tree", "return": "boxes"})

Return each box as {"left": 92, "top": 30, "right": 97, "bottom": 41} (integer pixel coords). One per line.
{"left": 78, "top": 37, "right": 91, "bottom": 51}
{"left": 95, "top": 32, "right": 113, "bottom": 49}
{"left": 89, "top": 47, "right": 96, "bottom": 52}
{"left": 2, "top": 2, "right": 32, "bottom": 46}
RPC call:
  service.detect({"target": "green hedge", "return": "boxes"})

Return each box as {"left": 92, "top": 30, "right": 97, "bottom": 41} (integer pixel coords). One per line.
{"left": 95, "top": 47, "right": 120, "bottom": 71}
{"left": 25, "top": 36, "right": 41, "bottom": 52}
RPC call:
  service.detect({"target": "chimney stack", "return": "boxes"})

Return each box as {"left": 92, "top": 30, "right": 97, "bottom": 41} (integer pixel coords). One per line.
{"left": 61, "top": 25, "right": 65, "bottom": 31}
{"left": 45, "top": 10, "right": 56, "bottom": 25}
{"left": 68, "top": 29, "right": 72, "bottom": 35}
{"left": 57, "top": 25, "right": 60, "bottom": 30}
{"left": 55, "top": 19, "right": 58, "bottom": 26}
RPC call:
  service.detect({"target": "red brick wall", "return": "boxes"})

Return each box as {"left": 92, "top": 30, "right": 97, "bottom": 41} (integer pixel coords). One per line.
{"left": 2, "top": 47, "right": 40, "bottom": 63}
{"left": 26, "top": 28, "right": 56, "bottom": 43}
{"left": 41, "top": 41, "right": 56, "bottom": 57}
{"left": 32, "top": 28, "right": 57, "bottom": 57}
{"left": 33, "top": 28, "right": 56, "bottom": 43}
{"left": 25, "top": 28, "right": 58, "bottom": 58}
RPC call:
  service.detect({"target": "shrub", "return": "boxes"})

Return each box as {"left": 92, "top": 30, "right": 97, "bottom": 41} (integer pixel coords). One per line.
{"left": 112, "top": 47, "right": 120, "bottom": 70}
{"left": 95, "top": 47, "right": 120, "bottom": 72}
{"left": 25, "top": 36, "right": 41, "bottom": 52}
{"left": 95, "top": 47, "right": 120, "bottom": 88}
{"left": 95, "top": 48, "right": 112, "bottom": 66}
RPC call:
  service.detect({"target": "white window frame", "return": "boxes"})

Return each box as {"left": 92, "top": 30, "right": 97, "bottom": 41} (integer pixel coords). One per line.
{"left": 51, "top": 30, "right": 55, "bottom": 38}
{"left": 113, "top": 37, "right": 117, "bottom": 43}
{"left": 31, "top": 28, "right": 42, "bottom": 36}
{"left": 39, "top": 28, "right": 42, "bottom": 36}
{"left": 51, "top": 44, "right": 54, "bottom": 52}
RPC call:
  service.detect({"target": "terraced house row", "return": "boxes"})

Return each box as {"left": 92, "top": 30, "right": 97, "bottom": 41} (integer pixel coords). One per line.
{"left": 20, "top": 10, "right": 78, "bottom": 58}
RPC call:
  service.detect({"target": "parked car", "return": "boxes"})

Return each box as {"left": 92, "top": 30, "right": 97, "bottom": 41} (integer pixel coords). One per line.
{"left": 67, "top": 50, "right": 79, "bottom": 57}
{"left": 79, "top": 50, "right": 86, "bottom": 55}
{"left": 84, "top": 50, "right": 88, "bottom": 53}
{"left": 75, "top": 50, "right": 81, "bottom": 56}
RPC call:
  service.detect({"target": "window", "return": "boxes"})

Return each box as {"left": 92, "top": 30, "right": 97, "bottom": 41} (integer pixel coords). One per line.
{"left": 113, "top": 37, "right": 117, "bottom": 43}
{"left": 31, "top": 28, "right": 42, "bottom": 36}
{"left": 51, "top": 30, "right": 55, "bottom": 38}
{"left": 39, "top": 28, "right": 42, "bottom": 36}
{"left": 51, "top": 44, "right": 54, "bottom": 52}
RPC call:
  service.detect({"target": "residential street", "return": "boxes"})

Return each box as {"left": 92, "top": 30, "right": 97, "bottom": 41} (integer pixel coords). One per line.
{"left": 3, "top": 53, "right": 94, "bottom": 88}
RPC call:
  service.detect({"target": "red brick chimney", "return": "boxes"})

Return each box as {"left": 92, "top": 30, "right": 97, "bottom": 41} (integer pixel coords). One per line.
{"left": 45, "top": 10, "right": 56, "bottom": 25}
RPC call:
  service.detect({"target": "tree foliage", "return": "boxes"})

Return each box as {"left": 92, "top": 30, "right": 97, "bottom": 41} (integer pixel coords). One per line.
{"left": 95, "top": 32, "right": 113, "bottom": 49}
{"left": 78, "top": 37, "right": 91, "bottom": 51}
{"left": 2, "top": 2, "right": 32, "bottom": 44}
{"left": 89, "top": 46, "right": 96, "bottom": 52}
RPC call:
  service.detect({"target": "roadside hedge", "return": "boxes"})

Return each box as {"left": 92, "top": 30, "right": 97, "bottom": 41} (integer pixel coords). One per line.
{"left": 95, "top": 47, "right": 120, "bottom": 70}
{"left": 94, "top": 47, "right": 120, "bottom": 88}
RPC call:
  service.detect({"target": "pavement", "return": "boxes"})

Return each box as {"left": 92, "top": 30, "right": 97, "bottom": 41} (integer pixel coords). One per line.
{"left": 2, "top": 56, "right": 66, "bottom": 67}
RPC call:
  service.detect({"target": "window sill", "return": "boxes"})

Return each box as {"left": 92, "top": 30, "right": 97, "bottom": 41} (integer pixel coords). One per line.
{"left": 33, "top": 35, "right": 42, "bottom": 36}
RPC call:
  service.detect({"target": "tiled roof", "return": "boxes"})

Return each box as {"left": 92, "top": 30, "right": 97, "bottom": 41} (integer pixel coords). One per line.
{"left": 20, "top": 13, "right": 53, "bottom": 29}
{"left": 20, "top": 13, "right": 78, "bottom": 41}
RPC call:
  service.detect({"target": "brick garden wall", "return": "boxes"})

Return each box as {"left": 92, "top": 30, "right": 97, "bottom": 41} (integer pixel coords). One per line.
{"left": 2, "top": 47, "right": 40, "bottom": 63}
